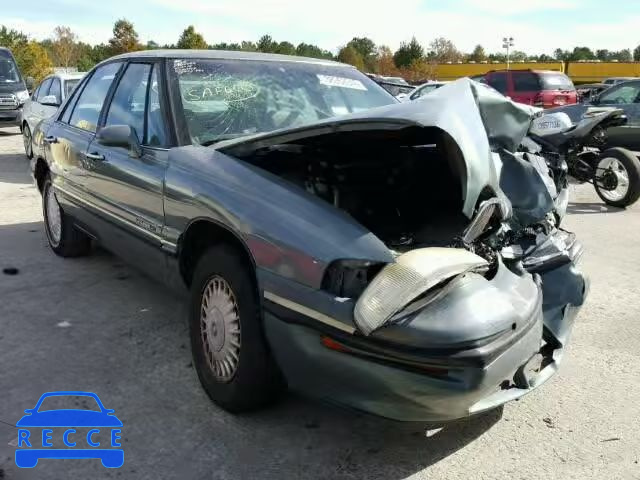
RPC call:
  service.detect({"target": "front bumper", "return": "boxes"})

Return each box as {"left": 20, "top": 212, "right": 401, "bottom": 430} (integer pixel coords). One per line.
{"left": 262, "top": 257, "right": 587, "bottom": 422}
{"left": 0, "top": 107, "right": 22, "bottom": 126}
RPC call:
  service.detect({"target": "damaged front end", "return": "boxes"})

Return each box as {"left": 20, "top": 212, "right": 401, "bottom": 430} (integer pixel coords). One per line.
{"left": 221, "top": 78, "right": 587, "bottom": 421}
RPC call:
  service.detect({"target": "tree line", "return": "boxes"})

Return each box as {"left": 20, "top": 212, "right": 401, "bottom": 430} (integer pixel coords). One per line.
{"left": 1, "top": 19, "right": 639, "bottom": 84}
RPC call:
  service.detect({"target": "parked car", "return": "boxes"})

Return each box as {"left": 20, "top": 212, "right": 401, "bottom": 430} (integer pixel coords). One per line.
{"left": 549, "top": 79, "right": 640, "bottom": 151}
{"left": 22, "top": 72, "right": 85, "bottom": 158}
{"left": 480, "top": 69, "right": 577, "bottom": 108}
{"left": 602, "top": 77, "right": 636, "bottom": 86}
{"left": 0, "top": 47, "right": 32, "bottom": 128}
{"left": 30, "top": 51, "right": 586, "bottom": 422}
{"left": 400, "top": 81, "right": 448, "bottom": 101}
{"left": 576, "top": 83, "right": 609, "bottom": 103}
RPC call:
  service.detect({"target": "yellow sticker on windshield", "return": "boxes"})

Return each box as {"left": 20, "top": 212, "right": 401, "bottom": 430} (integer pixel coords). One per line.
{"left": 317, "top": 74, "right": 367, "bottom": 91}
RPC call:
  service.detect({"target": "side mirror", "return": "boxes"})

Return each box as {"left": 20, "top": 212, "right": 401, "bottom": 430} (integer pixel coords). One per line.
{"left": 40, "top": 95, "right": 60, "bottom": 107}
{"left": 25, "top": 76, "right": 35, "bottom": 92}
{"left": 96, "top": 125, "right": 143, "bottom": 158}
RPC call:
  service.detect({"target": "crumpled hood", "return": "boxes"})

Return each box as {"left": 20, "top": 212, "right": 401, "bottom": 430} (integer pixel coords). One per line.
{"left": 218, "top": 78, "right": 541, "bottom": 220}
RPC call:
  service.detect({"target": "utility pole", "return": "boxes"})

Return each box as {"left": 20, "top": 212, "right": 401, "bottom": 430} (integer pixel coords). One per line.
{"left": 503, "top": 37, "right": 514, "bottom": 70}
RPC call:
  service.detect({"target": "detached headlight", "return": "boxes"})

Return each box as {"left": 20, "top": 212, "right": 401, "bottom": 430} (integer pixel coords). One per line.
{"left": 354, "top": 248, "right": 488, "bottom": 335}
{"left": 16, "top": 90, "right": 29, "bottom": 104}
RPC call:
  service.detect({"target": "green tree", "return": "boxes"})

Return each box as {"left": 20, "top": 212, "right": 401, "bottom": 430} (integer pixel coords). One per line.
{"left": 393, "top": 37, "right": 423, "bottom": 68}
{"left": 469, "top": 44, "right": 486, "bottom": 62}
{"left": 257, "top": 34, "right": 276, "bottom": 53}
{"left": 0, "top": 26, "right": 27, "bottom": 49}
{"left": 634, "top": 46, "right": 640, "bottom": 62}
{"left": 14, "top": 41, "right": 53, "bottom": 82}
{"left": 554, "top": 48, "right": 569, "bottom": 61}
{"left": 108, "top": 19, "right": 140, "bottom": 55}
{"left": 176, "top": 25, "right": 207, "bottom": 49}
{"left": 51, "top": 26, "right": 79, "bottom": 69}
{"left": 295, "top": 42, "right": 333, "bottom": 59}
{"left": 347, "top": 37, "right": 377, "bottom": 71}
{"left": 596, "top": 49, "right": 610, "bottom": 61}
{"left": 241, "top": 41, "right": 257, "bottom": 51}
{"left": 146, "top": 40, "right": 160, "bottom": 50}
{"left": 337, "top": 45, "right": 365, "bottom": 70}
{"left": 427, "top": 37, "right": 461, "bottom": 62}
{"left": 568, "top": 46, "right": 595, "bottom": 61}
{"left": 612, "top": 49, "right": 632, "bottom": 62}
{"left": 275, "top": 41, "right": 296, "bottom": 56}
{"left": 510, "top": 50, "right": 528, "bottom": 62}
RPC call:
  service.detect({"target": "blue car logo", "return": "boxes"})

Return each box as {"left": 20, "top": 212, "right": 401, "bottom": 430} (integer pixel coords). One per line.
{"left": 15, "top": 391, "right": 123, "bottom": 468}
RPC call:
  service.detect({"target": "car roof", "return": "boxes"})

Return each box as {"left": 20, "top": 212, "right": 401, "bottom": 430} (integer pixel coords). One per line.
{"left": 106, "top": 49, "right": 348, "bottom": 68}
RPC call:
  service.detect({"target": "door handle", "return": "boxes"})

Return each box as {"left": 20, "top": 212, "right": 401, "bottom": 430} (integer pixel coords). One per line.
{"left": 44, "top": 135, "right": 58, "bottom": 144}
{"left": 85, "top": 152, "right": 105, "bottom": 161}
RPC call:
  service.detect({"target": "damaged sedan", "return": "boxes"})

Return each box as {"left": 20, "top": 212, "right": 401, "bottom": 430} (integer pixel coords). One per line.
{"left": 30, "top": 50, "right": 587, "bottom": 422}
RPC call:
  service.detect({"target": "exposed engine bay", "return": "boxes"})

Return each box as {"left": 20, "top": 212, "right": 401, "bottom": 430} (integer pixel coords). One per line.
{"left": 239, "top": 126, "right": 473, "bottom": 252}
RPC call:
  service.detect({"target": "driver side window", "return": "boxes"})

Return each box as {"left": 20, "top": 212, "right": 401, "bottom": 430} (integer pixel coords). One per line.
{"left": 599, "top": 83, "right": 640, "bottom": 105}
{"left": 105, "top": 63, "right": 151, "bottom": 144}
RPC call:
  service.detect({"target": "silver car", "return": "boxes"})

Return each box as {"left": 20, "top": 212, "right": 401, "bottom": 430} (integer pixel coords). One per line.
{"left": 22, "top": 72, "right": 85, "bottom": 159}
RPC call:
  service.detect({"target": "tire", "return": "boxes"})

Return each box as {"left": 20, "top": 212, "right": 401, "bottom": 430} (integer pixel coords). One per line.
{"left": 189, "top": 244, "right": 283, "bottom": 412}
{"left": 22, "top": 123, "right": 33, "bottom": 159}
{"left": 42, "top": 175, "right": 91, "bottom": 257}
{"left": 594, "top": 148, "right": 640, "bottom": 208}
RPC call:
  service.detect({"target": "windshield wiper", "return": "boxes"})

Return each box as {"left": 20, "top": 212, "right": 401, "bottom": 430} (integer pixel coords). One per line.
{"left": 200, "top": 133, "right": 252, "bottom": 147}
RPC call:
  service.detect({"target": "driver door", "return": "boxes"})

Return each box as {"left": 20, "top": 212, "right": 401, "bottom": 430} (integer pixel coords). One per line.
{"left": 595, "top": 81, "right": 640, "bottom": 151}
{"left": 83, "top": 61, "right": 170, "bottom": 279}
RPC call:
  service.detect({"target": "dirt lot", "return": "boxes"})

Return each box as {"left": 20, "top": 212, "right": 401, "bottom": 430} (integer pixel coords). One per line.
{"left": 1, "top": 125, "right": 639, "bottom": 479}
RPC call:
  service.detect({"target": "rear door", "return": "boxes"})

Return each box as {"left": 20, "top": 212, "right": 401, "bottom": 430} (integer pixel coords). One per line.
{"left": 43, "top": 77, "right": 63, "bottom": 119}
{"left": 30, "top": 77, "right": 52, "bottom": 130}
{"left": 511, "top": 71, "right": 541, "bottom": 106}
{"left": 44, "top": 62, "right": 123, "bottom": 224}
{"left": 595, "top": 81, "right": 640, "bottom": 151}
{"left": 83, "top": 61, "right": 171, "bottom": 277}
{"left": 485, "top": 71, "right": 510, "bottom": 97}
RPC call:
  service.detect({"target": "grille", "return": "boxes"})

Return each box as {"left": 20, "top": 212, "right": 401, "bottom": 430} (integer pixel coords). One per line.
{"left": 0, "top": 94, "right": 18, "bottom": 110}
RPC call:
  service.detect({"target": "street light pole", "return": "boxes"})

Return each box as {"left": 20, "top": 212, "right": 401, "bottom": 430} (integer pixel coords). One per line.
{"left": 503, "top": 36, "right": 514, "bottom": 70}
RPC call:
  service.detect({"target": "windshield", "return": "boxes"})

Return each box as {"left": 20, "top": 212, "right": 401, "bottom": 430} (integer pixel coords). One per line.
{"left": 65, "top": 79, "right": 81, "bottom": 97}
{"left": 541, "top": 73, "right": 574, "bottom": 90}
{"left": 0, "top": 50, "right": 20, "bottom": 83}
{"left": 171, "top": 58, "right": 395, "bottom": 145}
{"left": 37, "top": 394, "right": 101, "bottom": 412}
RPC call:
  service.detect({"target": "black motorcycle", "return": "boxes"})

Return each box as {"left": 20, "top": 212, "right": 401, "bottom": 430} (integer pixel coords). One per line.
{"left": 526, "top": 107, "right": 640, "bottom": 208}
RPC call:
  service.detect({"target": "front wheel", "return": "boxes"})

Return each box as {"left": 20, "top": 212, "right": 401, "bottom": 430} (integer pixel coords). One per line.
{"left": 189, "top": 245, "right": 283, "bottom": 413}
{"left": 594, "top": 148, "right": 640, "bottom": 208}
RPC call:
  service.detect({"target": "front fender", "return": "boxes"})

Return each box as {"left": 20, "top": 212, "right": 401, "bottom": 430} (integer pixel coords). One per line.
{"left": 164, "top": 146, "right": 394, "bottom": 289}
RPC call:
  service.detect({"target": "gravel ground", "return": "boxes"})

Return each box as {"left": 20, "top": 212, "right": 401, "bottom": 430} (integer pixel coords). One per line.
{"left": 0, "top": 125, "right": 639, "bottom": 480}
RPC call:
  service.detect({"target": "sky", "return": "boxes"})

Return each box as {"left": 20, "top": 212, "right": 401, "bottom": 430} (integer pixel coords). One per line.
{"left": 3, "top": 0, "right": 639, "bottom": 55}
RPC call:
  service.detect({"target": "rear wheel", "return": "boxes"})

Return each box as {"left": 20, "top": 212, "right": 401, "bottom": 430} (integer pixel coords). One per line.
{"left": 22, "top": 123, "right": 33, "bottom": 159}
{"left": 594, "top": 148, "right": 640, "bottom": 208}
{"left": 189, "top": 245, "right": 283, "bottom": 412}
{"left": 42, "top": 175, "right": 91, "bottom": 257}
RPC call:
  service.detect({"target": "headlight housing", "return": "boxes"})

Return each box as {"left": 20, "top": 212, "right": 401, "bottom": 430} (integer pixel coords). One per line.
{"left": 354, "top": 248, "right": 488, "bottom": 335}
{"left": 16, "top": 90, "right": 29, "bottom": 104}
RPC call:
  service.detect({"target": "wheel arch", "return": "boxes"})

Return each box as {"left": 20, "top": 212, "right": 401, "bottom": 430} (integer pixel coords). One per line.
{"left": 33, "top": 157, "right": 49, "bottom": 193}
{"left": 178, "top": 217, "right": 258, "bottom": 290}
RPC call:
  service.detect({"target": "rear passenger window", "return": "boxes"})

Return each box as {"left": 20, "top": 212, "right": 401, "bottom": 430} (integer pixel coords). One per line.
{"left": 487, "top": 73, "right": 508, "bottom": 94}
{"left": 146, "top": 65, "right": 168, "bottom": 147}
{"left": 69, "top": 62, "right": 122, "bottom": 133}
{"left": 105, "top": 63, "right": 151, "bottom": 144}
{"left": 513, "top": 72, "right": 540, "bottom": 92}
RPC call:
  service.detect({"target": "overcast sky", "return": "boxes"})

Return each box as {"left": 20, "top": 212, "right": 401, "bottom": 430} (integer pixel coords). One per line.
{"left": 4, "top": 0, "right": 639, "bottom": 55}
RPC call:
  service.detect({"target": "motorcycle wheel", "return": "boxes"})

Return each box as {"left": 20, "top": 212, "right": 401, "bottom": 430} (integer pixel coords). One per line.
{"left": 593, "top": 148, "right": 640, "bottom": 208}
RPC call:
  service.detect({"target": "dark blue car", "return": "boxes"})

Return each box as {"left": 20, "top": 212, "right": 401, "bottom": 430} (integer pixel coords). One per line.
{"left": 15, "top": 391, "right": 123, "bottom": 468}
